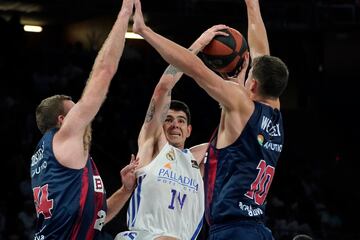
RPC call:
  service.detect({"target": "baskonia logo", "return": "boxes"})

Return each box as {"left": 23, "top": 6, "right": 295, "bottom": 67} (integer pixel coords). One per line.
{"left": 257, "top": 134, "right": 264, "bottom": 146}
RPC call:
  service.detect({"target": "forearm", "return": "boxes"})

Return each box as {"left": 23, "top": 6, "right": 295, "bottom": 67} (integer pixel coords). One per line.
{"left": 141, "top": 27, "right": 206, "bottom": 85}
{"left": 82, "top": 9, "right": 132, "bottom": 104}
{"left": 138, "top": 65, "right": 181, "bottom": 144}
{"left": 188, "top": 40, "right": 205, "bottom": 55}
{"left": 158, "top": 44, "right": 204, "bottom": 92}
{"left": 246, "top": 0, "right": 270, "bottom": 58}
{"left": 61, "top": 4, "right": 132, "bottom": 136}
{"left": 141, "top": 27, "right": 239, "bottom": 108}
{"left": 105, "top": 186, "right": 133, "bottom": 224}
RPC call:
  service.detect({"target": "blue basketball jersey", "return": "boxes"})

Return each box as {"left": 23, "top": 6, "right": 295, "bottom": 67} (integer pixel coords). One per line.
{"left": 204, "top": 102, "right": 284, "bottom": 225}
{"left": 30, "top": 128, "right": 107, "bottom": 240}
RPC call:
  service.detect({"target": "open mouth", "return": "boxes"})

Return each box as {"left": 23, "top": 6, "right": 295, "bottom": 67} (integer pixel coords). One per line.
{"left": 169, "top": 132, "right": 181, "bottom": 137}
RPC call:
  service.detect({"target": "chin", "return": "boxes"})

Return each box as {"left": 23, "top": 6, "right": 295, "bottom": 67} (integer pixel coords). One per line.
{"left": 169, "top": 141, "right": 180, "bottom": 148}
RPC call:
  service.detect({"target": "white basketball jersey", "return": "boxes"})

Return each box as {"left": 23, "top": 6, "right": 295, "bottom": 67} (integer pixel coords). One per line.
{"left": 127, "top": 143, "right": 204, "bottom": 239}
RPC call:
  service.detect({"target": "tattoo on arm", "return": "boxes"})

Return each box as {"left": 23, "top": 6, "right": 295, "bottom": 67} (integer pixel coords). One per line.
{"left": 164, "top": 65, "right": 180, "bottom": 76}
{"left": 145, "top": 99, "right": 155, "bottom": 123}
{"left": 161, "top": 102, "right": 171, "bottom": 122}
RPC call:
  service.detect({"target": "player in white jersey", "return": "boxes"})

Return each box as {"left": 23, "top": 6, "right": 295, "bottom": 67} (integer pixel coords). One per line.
{"left": 123, "top": 120, "right": 204, "bottom": 240}
{"left": 115, "top": 25, "right": 230, "bottom": 240}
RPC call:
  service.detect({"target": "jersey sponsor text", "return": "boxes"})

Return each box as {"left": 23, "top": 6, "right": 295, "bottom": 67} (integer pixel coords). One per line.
{"left": 93, "top": 175, "right": 104, "bottom": 193}
{"left": 239, "top": 201, "right": 264, "bottom": 217}
{"left": 263, "top": 142, "right": 282, "bottom": 152}
{"left": 261, "top": 116, "right": 281, "bottom": 137}
{"left": 158, "top": 168, "right": 199, "bottom": 191}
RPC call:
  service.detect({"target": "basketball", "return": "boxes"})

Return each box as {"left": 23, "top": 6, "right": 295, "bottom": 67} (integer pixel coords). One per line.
{"left": 200, "top": 27, "right": 248, "bottom": 75}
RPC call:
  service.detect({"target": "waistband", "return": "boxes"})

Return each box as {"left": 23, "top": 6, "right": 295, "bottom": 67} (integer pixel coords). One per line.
{"left": 209, "top": 219, "right": 265, "bottom": 233}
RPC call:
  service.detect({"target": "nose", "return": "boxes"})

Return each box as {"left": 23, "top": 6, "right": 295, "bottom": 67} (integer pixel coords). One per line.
{"left": 170, "top": 120, "right": 179, "bottom": 128}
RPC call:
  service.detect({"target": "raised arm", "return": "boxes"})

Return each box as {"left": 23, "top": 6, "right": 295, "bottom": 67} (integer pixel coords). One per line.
{"left": 136, "top": 65, "right": 182, "bottom": 166}
{"left": 54, "top": 0, "right": 134, "bottom": 168}
{"left": 132, "top": 0, "right": 251, "bottom": 112}
{"left": 245, "top": 0, "right": 270, "bottom": 58}
{"left": 137, "top": 25, "right": 229, "bottom": 165}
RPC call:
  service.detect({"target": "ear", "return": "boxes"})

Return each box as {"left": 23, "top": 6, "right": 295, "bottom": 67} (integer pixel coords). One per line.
{"left": 186, "top": 124, "right": 192, "bottom": 138}
{"left": 57, "top": 115, "right": 65, "bottom": 127}
{"left": 250, "top": 79, "right": 258, "bottom": 93}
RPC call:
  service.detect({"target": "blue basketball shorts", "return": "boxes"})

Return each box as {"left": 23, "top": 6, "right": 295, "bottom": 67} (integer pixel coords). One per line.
{"left": 208, "top": 220, "right": 274, "bottom": 240}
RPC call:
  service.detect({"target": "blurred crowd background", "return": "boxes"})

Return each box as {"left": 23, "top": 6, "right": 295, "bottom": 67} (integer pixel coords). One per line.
{"left": 0, "top": 0, "right": 359, "bottom": 239}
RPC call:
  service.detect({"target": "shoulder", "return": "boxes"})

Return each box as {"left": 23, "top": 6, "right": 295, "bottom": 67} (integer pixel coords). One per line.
{"left": 190, "top": 143, "right": 208, "bottom": 165}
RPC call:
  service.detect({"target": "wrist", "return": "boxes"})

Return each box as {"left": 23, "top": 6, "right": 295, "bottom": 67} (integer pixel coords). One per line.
{"left": 246, "top": 2, "right": 260, "bottom": 12}
{"left": 120, "top": 185, "right": 134, "bottom": 194}
{"left": 189, "top": 42, "right": 201, "bottom": 54}
{"left": 139, "top": 25, "right": 151, "bottom": 36}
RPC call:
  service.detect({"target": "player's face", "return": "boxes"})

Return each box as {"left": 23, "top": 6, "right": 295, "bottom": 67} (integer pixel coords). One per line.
{"left": 163, "top": 109, "right": 192, "bottom": 149}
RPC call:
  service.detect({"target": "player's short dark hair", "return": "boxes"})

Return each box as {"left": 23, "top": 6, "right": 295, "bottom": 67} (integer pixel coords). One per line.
{"left": 252, "top": 55, "right": 289, "bottom": 98}
{"left": 36, "top": 94, "right": 72, "bottom": 134}
{"left": 170, "top": 100, "right": 191, "bottom": 125}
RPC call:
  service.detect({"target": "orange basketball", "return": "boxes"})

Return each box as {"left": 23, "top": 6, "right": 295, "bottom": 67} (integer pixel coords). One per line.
{"left": 200, "top": 27, "right": 248, "bottom": 75}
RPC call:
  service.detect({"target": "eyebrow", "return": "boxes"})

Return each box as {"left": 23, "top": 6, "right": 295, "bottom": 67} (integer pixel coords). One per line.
{"left": 166, "top": 115, "right": 187, "bottom": 121}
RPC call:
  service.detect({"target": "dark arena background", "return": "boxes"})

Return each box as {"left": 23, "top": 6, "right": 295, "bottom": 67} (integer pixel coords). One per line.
{"left": 1, "top": 0, "right": 359, "bottom": 239}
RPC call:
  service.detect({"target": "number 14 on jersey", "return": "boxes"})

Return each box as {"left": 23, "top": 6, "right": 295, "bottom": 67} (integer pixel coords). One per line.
{"left": 168, "top": 189, "right": 187, "bottom": 210}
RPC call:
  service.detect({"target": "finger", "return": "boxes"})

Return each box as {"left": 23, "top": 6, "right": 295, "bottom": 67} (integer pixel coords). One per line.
{"left": 236, "top": 53, "right": 250, "bottom": 84}
{"left": 121, "top": 155, "right": 138, "bottom": 174}
{"left": 120, "top": 164, "right": 133, "bottom": 175}
{"left": 132, "top": 155, "right": 140, "bottom": 166}
{"left": 242, "top": 52, "right": 250, "bottom": 70}
{"left": 238, "top": 53, "right": 249, "bottom": 75}
{"left": 212, "top": 24, "right": 228, "bottom": 30}
{"left": 122, "top": 162, "right": 138, "bottom": 175}
{"left": 215, "top": 31, "right": 229, "bottom": 37}
{"left": 130, "top": 154, "right": 135, "bottom": 163}
{"left": 135, "top": 0, "right": 142, "bottom": 14}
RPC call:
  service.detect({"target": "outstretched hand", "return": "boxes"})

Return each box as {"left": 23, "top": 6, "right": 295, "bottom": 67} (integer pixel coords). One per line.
{"left": 195, "top": 24, "right": 229, "bottom": 51}
{"left": 121, "top": 154, "right": 139, "bottom": 192}
{"left": 133, "top": 0, "right": 146, "bottom": 34}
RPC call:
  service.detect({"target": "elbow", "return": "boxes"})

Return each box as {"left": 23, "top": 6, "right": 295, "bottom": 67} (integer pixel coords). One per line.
{"left": 154, "top": 77, "right": 174, "bottom": 95}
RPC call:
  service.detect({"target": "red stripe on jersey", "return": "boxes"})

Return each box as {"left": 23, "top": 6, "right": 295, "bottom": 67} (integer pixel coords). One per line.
{"left": 205, "top": 146, "right": 218, "bottom": 225}
{"left": 70, "top": 167, "right": 89, "bottom": 240}
{"left": 86, "top": 159, "right": 104, "bottom": 239}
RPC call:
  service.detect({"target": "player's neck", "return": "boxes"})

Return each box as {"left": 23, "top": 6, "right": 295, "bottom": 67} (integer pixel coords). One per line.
{"left": 170, "top": 142, "right": 185, "bottom": 150}
{"left": 256, "top": 96, "right": 280, "bottom": 110}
